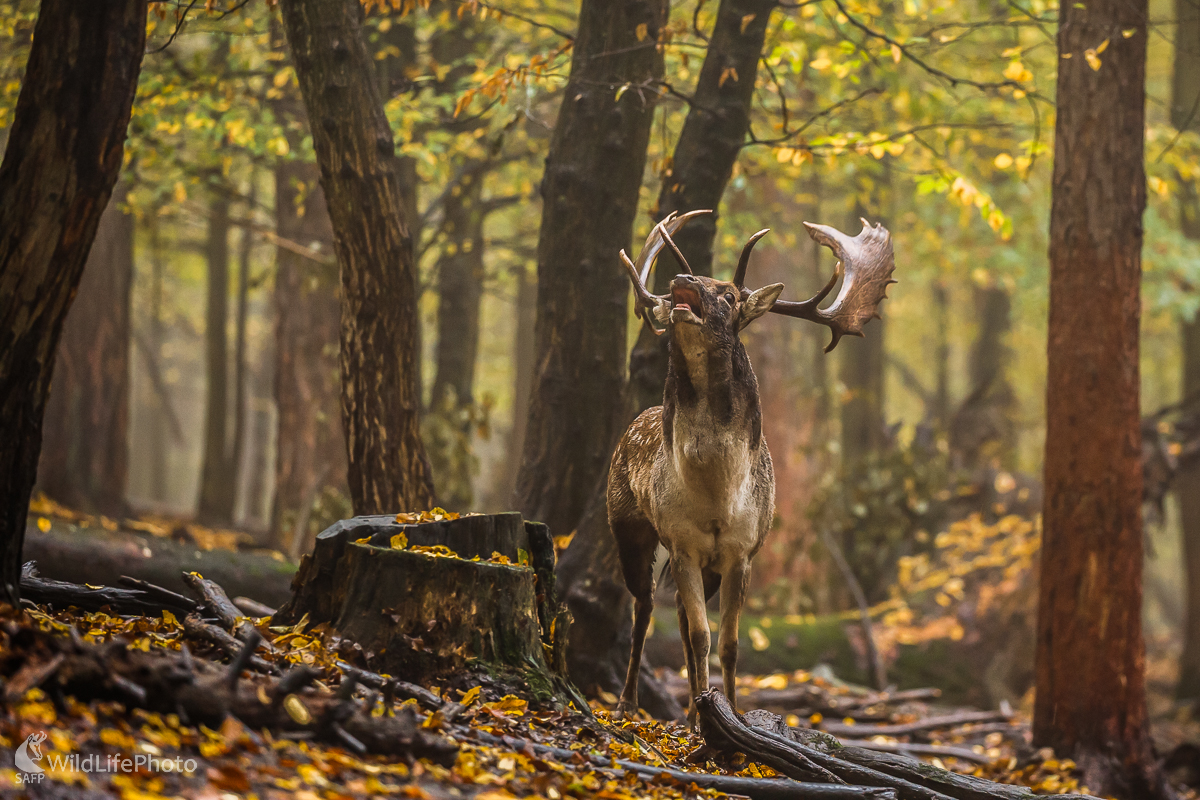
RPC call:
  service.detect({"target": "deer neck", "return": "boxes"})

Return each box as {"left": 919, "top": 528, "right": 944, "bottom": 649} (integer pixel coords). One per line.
{"left": 661, "top": 326, "right": 763, "bottom": 493}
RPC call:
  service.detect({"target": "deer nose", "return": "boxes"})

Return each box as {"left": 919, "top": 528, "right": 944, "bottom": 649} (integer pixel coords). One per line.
{"left": 672, "top": 274, "right": 699, "bottom": 287}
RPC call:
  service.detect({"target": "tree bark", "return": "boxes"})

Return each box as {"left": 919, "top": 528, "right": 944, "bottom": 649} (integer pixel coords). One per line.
{"left": 948, "top": 285, "right": 1015, "bottom": 471}
{"left": 1172, "top": 0, "right": 1200, "bottom": 702}
{"left": 0, "top": 0, "right": 146, "bottom": 605}
{"left": 501, "top": 261, "right": 537, "bottom": 506}
{"left": 270, "top": 162, "right": 346, "bottom": 550}
{"left": 515, "top": 0, "right": 668, "bottom": 538}
{"left": 197, "top": 188, "right": 236, "bottom": 524}
{"left": 1034, "top": 0, "right": 1165, "bottom": 794}
{"left": 37, "top": 182, "right": 134, "bottom": 517}
{"left": 627, "top": 0, "right": 776, "bottom": 414}
{"left": 280, "top": 0, "right": 435, "bottom": 514}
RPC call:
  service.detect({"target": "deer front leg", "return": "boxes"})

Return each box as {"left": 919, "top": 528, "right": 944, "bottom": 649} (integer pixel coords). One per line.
{"left": 672, "top": 557, "right": 710, "bottom": 727}
{"left": 718, "top": 560, "right": 750, "bottom": 710}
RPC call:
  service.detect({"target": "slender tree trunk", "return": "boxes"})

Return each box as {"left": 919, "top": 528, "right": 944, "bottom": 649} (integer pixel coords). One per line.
{"left": 839, "top": 317, "right": 886, "bottom": 463}
{"left": 428, "top": 171, "right": 486, "bottom": 510}
{"left": 1033, "top": 0, "right": 1165, "bottom": 794}
{"left": 37, "top": 182, "right": 134, "bottom": 517}
{"left": 1173, "top": 0, "right": 1200, "bottom": 702}
{"left": 627, "top": 0, "right": 776, "bottom": 414}
{"left": 515, "top": 0, "right": 668, "bottom": 537}
{"left": 949, "top": 284, "right": 1015, "bottom": 471}
{"left": 0, "top": 0, "right": 146, "bottom": 604}
{"left": 148, "top": 215, "right": 170, "bottom": 502}
{"left": 270, "top": 162, "right": 345, "bottom": 549}
{"left": 932, "top": 278, "right": 950, "bottom": 430}
{"left": 280, "top": 0, "right": 434, "bottom": 513}
{"left": 229, "top": 179, "right": 256, "bottom": 522}
{"left": 499, "top": 261, "right": 537, "bottom": 506}
{"left": 197, "top": 190, "right": 236, "bottom": 523}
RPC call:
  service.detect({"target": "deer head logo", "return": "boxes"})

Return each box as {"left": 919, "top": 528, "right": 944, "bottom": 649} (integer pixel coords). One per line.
{"left": 15, "top": 731, "right": 47, "bottom": 774}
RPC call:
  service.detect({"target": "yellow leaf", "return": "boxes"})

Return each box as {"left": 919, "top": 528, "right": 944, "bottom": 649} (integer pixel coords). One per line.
{"left": 1084, "top": 49, "right": 1101, "bottom": 71}
{"left": 36, "top": 517, "right": 51, "bottom": 533}
{"left": 391, "top": 532, "right": 408, "bottom": 550}
{"left": 809, "top": 56, "right": 832, "bottom": 71}
{"left": 749, "top": 626, "right": 770, "bottom": 651}
{"left": 740, "top": 13, "right": 756, "bottom": 33}
{"left": 993, "top": 153, "right": 1013, "bottom": 169}
{"left": 719, "top": 67, "right": 739, "bottom": 87}
{"left": 283, "top": 694, "right": 312, "bottom": 725}
{"left": 635, "top": 23, "right": 648, "bottom": 42}
{"left": 890, "top": 43, "right": 901, "bottom": 63}
{"left": 173, "top": 181, "right": 187, "bottom": 203}
{"left": 161, "top": 609, "right": 178, "bottom": 627}
{"left": 776, "top": 147, "right": 795, "bottom": 163}
{"left": 1122, "top": 28, "right": 1137, "bottom": 38}
{"left": 1095, "top": 37, "right": 1109, "bottom": 53}
{"left": 459, "top": 685, "right": 482, "bottom": 705}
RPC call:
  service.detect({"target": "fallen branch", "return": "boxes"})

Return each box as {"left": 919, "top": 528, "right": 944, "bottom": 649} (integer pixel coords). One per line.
{"left": 462, "top": 728, "right": 899, "bottom": 800}
{"left": 20, "top": 562, "right": 196, "bottom": 617}
{"left": 838, "top": 740, "right": 995, "bottom": 765}
{"left": 181, "top": 613, "right": 276, "bottom": 674}
{"left": 821, "top": 711, "right": 1010, "bottom": 739}
{"left": 697, "top": 691, "right": 1088, "bottom": 800}
{"left": 181, "top": 570, "right": 270, "bottom": 651}
{"left": 0, "top": 619, "right": 456, "bottom": 763}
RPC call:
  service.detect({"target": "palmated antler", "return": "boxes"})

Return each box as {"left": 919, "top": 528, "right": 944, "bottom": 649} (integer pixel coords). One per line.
{"left": 619, "top": 209, "right": 712, "bottom": 335}
{"left": 766, "top": 218, "right": 896, "bottom": 352}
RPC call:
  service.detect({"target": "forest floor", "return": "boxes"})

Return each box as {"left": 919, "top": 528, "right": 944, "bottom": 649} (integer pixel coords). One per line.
{"left": 2, "top": 598, "right": 1197, "bottom": 800}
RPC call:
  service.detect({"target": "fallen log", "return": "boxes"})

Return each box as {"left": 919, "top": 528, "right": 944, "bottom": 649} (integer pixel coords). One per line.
{"left": 837, "top": 741, "right": 994, "bottom": 765}
{"left": 20, "top": 562, "right": 197, "bottom": 617}
{"left": 463, "top": 728, "right": 900, "bottom": 800}
{"left": 697, "top": 691, "right": 1089, "bottom": 800}
{"left": 0, "top": 617, "right": 456, "bottom": 763}
{"left": 182, "top": 570, "right": 263, "bottom": 648}
{"left": 821, "top": 711, "right": 1011, "bottom": 739}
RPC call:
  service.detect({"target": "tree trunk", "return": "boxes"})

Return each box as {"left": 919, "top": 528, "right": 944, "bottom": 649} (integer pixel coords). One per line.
{"left": 839, "top": 320, "right": 886, "bottom": 464}
{"left": 497, "top": 261, "right": 537, "bottom": 507}
{"left": 428, "top": 168, "right": 486, "bottom": 510}
{"left": 270, "top": 161, "right": 345, "bottom": 550}
{"left": 1033, "top": 0, "right": 1165, "bottom": 794}
{"left": 626, "top": 0, "right": 776, "bottom": 414}
{"left": 37, "top": 181, "right": 134, "bottom": 517}
{"left": 948, "top": 284, "right": 1015, "bottom": 471}
{"left": 197, "top": 189, "right": 236, "bottom": 524}
{"left": 280, "top": 0, "right": 435, "bottom": 514}
{"left": 0, "top": 0, "right": 146, "bottom": 605}
{"left": 1172, "top": 0, "right": 1200, "bottom": 703}
{"left": 230, "top": 179, "right": 256, "bottom": 523}
{"left": 515, "top": 0, "right": 668, "bottom": 538}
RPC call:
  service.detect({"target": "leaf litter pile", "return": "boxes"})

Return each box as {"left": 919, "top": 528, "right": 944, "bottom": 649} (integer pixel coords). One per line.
{"left": 0, "top": 568, "right": 1188, "bottom": 800}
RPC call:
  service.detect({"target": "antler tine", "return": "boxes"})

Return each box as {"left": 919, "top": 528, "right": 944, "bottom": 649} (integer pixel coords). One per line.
{"left": 657, "top": 220, "right": 692, "bottom": 275}
{"left": 636, "top": 208, "right": 713, "bottom": 285}
{"left": 768, "top": 218, "right": 896, "bottom": 353}
{"left": 733, "top": 228, "right": 771, "bottom": 288}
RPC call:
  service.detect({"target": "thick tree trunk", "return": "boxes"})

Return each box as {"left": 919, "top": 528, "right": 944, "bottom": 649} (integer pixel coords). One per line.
{"left": 515, "top": 0, "right": 668, "bottom": 538}
{"left": 839, "top": 322, "right": 886, "bottom": 464}
{"left": 627, "top": 0, "right": 776, "bottom": 414}
{"left": 280, "top": 0, "right": 435, "bottom": 514}
{"left": 270, "top": 161, "right": 345, "bottom": 551}
{"left": 1172, "top": 0, "right": 1200, "bottom": 702}
{"left": 37, "top": 182, "right": 134, "bottom": 517}
{"left": 1033, "top": 0, "right": 1164, "bottom": 795}
{"left": 197, "top": 189, "right": 236, "bottom": 524}
{"left": 0, "top": 0, "right": 146, "bottom": 605}
{"left": 502, "top": 261, "right": 537, "bottom": 505}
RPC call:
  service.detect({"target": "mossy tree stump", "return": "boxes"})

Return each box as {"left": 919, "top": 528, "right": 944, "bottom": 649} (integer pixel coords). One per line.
{"left": 274, "top": 513, "right": 578, "bottom": 703}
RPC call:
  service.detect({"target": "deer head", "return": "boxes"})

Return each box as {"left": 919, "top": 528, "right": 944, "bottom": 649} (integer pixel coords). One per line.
{"left": 621, "top": 210, "right": 896, "bottom": 353}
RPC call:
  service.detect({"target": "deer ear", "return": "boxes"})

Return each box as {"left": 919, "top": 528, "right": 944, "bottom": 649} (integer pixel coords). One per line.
{"left": 738, "top": 283, "right": 784, "bottom": 330}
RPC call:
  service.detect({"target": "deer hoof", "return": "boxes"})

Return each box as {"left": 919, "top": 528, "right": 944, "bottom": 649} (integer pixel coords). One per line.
{"left": 614, "top": 700, "right": 639, "bottom": 720}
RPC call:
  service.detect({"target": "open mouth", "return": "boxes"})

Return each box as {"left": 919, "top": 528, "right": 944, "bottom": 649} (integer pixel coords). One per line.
{"left": 670, "top": 285, "right": 704, "bottom": 322}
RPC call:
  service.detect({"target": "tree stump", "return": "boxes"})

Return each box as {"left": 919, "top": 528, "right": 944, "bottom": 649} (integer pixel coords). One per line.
{"left": 273, "top": 513, "right": 578, "bottom": 703}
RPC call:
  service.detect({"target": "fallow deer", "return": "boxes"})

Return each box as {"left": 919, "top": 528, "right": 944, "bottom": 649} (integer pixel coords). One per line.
{"left": 608, "top": 210, "right": 895, "bottom": 723}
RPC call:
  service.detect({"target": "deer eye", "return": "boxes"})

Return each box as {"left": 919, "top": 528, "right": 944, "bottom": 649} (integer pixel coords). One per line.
{"left": 723, "top": 292, "right": 735, "bottom": 305}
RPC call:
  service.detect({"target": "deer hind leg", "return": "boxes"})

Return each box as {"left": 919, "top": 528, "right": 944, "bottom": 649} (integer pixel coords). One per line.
{"left": 718, "top": 561, "right": 750, "bottom": 711}
{"left": 613, "top": 517, "right": 659, "bottom": 720}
